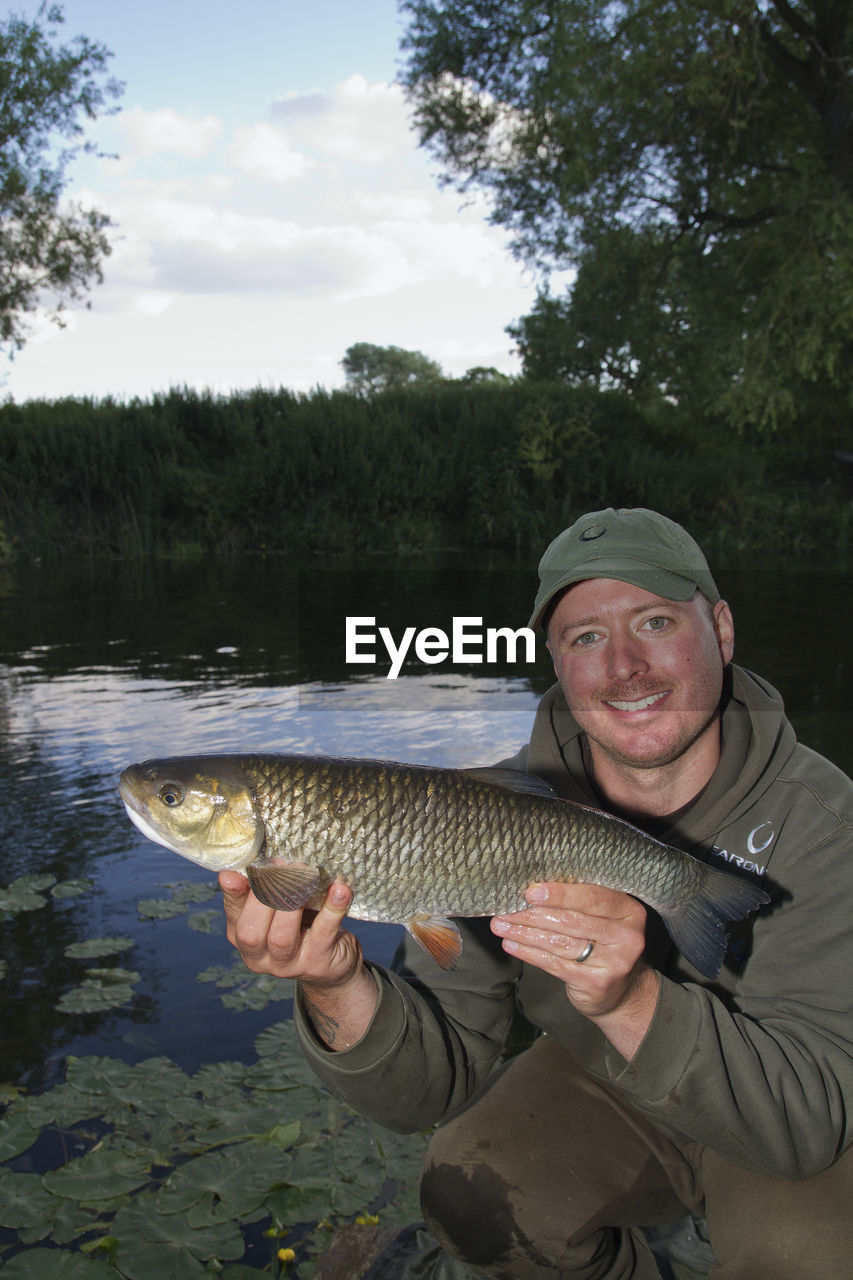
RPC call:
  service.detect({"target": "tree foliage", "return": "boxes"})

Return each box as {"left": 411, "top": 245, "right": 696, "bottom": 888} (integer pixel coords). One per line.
{"left": 401, "top": 1, "right": 853, "bottom": 430}
{"left": 340, "top": 341, "right": 444, "bottom": 395}
{"left": 0, "top": 3, "right": 122, "bottom": 353}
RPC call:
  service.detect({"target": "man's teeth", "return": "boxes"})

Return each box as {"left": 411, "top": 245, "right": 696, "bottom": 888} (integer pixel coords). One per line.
{"left": 606, "top": 691, "right": 667, "bottom": 712}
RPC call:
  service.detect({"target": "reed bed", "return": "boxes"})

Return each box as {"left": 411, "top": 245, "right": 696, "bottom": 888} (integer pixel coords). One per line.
{"left": 0, "top": 382, "right": 849, "bottom": 561}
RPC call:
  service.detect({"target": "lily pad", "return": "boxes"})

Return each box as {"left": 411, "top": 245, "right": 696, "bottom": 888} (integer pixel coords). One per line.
{"left": 112, "top": 1196, "right": 245, "bottom": 1277}
{"left": 52, "top": 878, "right": 95, "bottom": 899}
{"left": 186, "top": 908, "right": 221, "bottom": 933}
{"left": 56, "top": 978, "right": 137, "bottom": 1014}
{"left": 12, "top": 873, "right": 56, "bottom": 892}
{"left": 220, "top": 973, "right": 293, "bottom": 1012}
{"left": 190, "top": 1061, "right": 249, "bottom": 1097}
{"left": 0, "top": 1247, "right": 117, "bottom": 1278}
{"left": 0, "top": 1111, "right": 40, "bottom": 1161}
{"left": 43, "top": 1148, "right": 153, "bottom": 1201}
{"left": 0, "top": 874, "right": 55, "bottom": 914}
{"left": 65, "top": 936, "right": 135, "bottom": 960}
{"left": 169, "top": 882, "right": 217, "bottom": 905}
{"left": 136, "top": 897, "right": 187, "bottom": 919}
{"left": 65, "top": 1056, "right": 139, "bottom": 1097}
{"left": 48, "top": 1197, "right": 105, "bottom": 1245}
{"left": 13, "top": 1081, "right": 104, "bottom": 1130}
{"left": 155, "top": 1139, "right": 295, "bottom": 1223}
{"left": 63, "top": 1056, "right": 190, "bottom": 1118}
{"left": 0, "top": 1171, "right": 62, "bottom": 1229}
{"left": 196, "top": 961, "right": 293, "bottom": 1010}
{"left": 253, "top": 1021, "right": 324, "bottom": 1089}
{"left": 165, "top": 1092, "right": 291, "bottom": 1149}
{"left": 124, "top": 1058, "right": 191, "bottom": 1113}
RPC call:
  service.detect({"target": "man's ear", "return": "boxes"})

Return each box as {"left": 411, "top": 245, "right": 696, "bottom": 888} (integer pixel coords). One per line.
{"left": 713, "top": 601, "right": 735, "bottom": 666}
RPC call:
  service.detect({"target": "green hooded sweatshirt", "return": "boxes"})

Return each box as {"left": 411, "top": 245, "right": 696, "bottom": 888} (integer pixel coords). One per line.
{"left": 295, "top": 665, "right": 853, "bottom": 1179}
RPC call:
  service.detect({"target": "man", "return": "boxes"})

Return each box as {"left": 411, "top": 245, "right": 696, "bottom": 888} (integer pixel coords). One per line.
{"left": 220, "top": 508, "right": 853, "bottom": 1279}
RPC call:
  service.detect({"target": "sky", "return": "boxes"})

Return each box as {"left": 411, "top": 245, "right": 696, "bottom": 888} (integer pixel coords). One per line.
{"left": 3, "top": 0, "right": 541, "bottom": 403}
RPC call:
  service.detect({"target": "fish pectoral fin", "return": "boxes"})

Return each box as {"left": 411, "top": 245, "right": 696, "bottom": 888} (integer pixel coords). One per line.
{"left": 405, "top": 915, "right": 463, "bottom": 970}
{"left": 246, "top": 861, "right": 321, "bottom": 912}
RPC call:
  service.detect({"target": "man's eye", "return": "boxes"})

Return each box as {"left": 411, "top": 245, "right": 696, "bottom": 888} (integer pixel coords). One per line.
{"left": 644, "top": 616, "right": 668, "bottom": 631}
{"left": 574, "top": 631, "right": 599, "bottom": 646}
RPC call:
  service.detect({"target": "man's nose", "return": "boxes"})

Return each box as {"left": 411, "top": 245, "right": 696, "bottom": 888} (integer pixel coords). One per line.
{"left": 606, "top": 631, "right": 648, "bottom": 683}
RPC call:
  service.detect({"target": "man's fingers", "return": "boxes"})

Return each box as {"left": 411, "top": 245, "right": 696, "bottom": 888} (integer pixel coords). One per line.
{"left": 218, "top": 870, "right": 251, "bottom": 921}
{"left": 525, "top": 881, "right": 638, "bottom": 918}
{"left": 217, "top": 872, "right": 357, "bottom": 982}
{"left": 315, "top": 883, "right": 353, "bottom": 928}
{"left": 295, "top": 884, "right": 352, "bottom": 953}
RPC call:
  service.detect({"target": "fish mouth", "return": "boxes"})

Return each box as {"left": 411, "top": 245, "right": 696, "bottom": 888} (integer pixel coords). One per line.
{"left": 602, "top": 690, "right": 670, "bottom": 714}
{"left": 118, "top": 773, "right": 146, "bottom": 821}
{"left": 119, "top": 771, "right": 194, "bottom": 859}
{"left": 119, "top": 782, "right": 183, "bottom": 856}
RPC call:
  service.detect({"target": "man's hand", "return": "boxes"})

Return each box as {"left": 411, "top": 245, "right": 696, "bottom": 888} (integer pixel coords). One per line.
{"left": 218, "top": 871, "right": 379, "bottom": 1050}
{"left": 491, "top": 882, "right": 660, "bottom": 1060}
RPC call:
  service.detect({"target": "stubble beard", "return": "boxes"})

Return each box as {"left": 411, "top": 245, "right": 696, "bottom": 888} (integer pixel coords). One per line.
{"left": 571, "top": 680, "right": 723, "bottom": 773}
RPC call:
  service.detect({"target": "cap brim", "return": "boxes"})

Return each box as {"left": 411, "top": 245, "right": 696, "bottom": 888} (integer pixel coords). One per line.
{"left": 528, "top": 562, "right": 700, "bottom": 631}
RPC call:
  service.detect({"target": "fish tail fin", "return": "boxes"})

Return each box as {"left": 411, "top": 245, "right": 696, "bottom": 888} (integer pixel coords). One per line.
{"left": 661, "top": 866, "right": 770, "bottom": 979}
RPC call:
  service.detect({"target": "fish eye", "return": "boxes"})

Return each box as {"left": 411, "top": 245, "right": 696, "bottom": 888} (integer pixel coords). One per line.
{"left": 158, "top": 784, "right": 184, "bottom": 807}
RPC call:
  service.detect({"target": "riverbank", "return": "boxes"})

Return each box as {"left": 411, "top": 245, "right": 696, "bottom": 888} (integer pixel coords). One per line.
{"left": 0, "top": 382, "right": 850, "bottom": 561}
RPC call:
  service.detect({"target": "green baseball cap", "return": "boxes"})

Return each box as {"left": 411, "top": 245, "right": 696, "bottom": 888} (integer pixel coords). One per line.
{"left": 529, "top": 507, "right": 721, "bottom": 632}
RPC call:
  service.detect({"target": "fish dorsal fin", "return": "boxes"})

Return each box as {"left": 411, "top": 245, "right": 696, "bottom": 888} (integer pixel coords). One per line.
{"left": 405, "top": 915, "right": 463, "bottom": 970}
{"left": 247, "top": 861, "right": 321, "bottom": 912}
{"left": 461, "top": 767, "right": 558, "bottom": 800}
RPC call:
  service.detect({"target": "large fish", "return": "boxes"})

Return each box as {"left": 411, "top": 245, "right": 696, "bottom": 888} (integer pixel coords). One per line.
{"left": 118, "top": 753, "right": 769, "bottom": 978}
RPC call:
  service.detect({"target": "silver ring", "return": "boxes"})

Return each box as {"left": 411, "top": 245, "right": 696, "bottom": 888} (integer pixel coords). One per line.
{"left": 575, "top": 940, "right": 594, "bottom": 964}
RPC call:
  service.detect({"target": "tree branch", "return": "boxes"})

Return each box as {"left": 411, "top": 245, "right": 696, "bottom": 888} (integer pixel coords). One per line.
{"left": 770, "top": 0, "right": 818, "bottom": 47}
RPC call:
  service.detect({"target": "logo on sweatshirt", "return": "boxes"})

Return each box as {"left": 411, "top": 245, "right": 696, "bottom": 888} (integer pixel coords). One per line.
{"left": 711, "top": 822, "right": 774, "bottom": 877}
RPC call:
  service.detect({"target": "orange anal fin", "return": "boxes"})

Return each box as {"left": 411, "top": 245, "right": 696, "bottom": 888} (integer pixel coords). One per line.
{"left": 405, "top": 915, "right": 463, "bottom": 970}
{"left": 247, "top": 861, "right": 321, "bottom": 912}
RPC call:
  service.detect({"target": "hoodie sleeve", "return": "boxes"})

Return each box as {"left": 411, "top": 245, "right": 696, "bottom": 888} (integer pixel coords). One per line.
{"left": 587, "top": 764, "right": 853, "bottom": 1179}
{"left": 294, "top": 917, "right": 522, "bottom": 1134}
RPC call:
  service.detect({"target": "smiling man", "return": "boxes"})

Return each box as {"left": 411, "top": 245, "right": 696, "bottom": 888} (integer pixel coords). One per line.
{"left": 220, "top": 507, "right": 853, "bottom": 1279}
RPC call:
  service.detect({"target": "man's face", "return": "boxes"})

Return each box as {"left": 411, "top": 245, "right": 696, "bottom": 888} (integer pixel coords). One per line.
{"left": 546, "top": 578, "right": 735, "bottom": 774}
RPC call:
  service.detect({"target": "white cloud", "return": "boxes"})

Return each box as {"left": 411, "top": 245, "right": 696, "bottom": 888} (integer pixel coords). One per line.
{"left": 7, "top": 65, "right": 539, "bottom": 404}
{"left": 134, "top": 292, "right": 173, "bottom": 317}
{"left": 227, "top": 122, "right": 313, "bottom": 183}
{"left": 119, "top": 107, "right": 223, "bottom": 159}
{"left": 96, "top": 195, "right": 413, "bottom": 299}
{"left": 271, "top": 75, "right": 414, "bottom": 163}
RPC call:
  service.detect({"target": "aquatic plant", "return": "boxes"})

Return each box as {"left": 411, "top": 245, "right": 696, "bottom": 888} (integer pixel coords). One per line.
{"left": 0, "top": 1018, "right": 427, "bottom": 1276}
{"left": 0, "top": 873, "right": 427, "bottom": 1275}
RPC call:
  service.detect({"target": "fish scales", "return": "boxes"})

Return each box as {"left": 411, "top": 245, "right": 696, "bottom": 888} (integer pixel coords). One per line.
{"left": 244, "top": 756, "right": 698, "bottom": 922}
{"left": 118, "top": 752, "right": 770, "bottom": 977}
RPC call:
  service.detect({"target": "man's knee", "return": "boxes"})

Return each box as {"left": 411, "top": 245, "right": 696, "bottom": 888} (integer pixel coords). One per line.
{"left": 420, "top": 1149, "right": 520, "bottom": 1270}
{"left": 704, "top": 1145, "right": 853, "bottom": 1278}
{"left": 419, "top": 1126, "right": 664, "bottom": 1280}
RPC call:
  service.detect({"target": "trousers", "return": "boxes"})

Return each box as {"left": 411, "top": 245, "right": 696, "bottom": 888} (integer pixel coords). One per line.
{"left": 419, "top": 1034, "right": 853, "bottom": 1279}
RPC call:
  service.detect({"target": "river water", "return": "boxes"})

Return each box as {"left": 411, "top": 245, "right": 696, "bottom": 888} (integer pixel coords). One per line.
{"left": 0, "top": 553, "right": 850, "bottom": 1091}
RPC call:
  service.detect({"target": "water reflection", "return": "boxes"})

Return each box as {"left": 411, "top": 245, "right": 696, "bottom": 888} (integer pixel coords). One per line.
{"left": 0, "top": 553, "right": 849, "bottom": 1090}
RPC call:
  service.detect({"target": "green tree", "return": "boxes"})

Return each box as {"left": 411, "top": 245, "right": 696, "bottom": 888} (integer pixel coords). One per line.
{"left": 0, "top": 3, "right": 122, "bottom": 353}
{"left": 460, "top": 365, "right": 512, "bottom": 384}
{"left": 401, "top": 1, "right": 853, "bottom": 431}
{"left": 340, "top": 341, "right": 444, "bottom": 395}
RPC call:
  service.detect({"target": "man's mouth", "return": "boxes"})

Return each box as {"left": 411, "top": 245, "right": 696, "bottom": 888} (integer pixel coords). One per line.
{"left": 602, "top": 690, "right": 669, "bottom": 713}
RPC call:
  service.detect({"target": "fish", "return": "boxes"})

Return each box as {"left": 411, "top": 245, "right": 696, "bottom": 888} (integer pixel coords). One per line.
{"left": 118, "top": 753, "right": 770, "bottom": 978}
